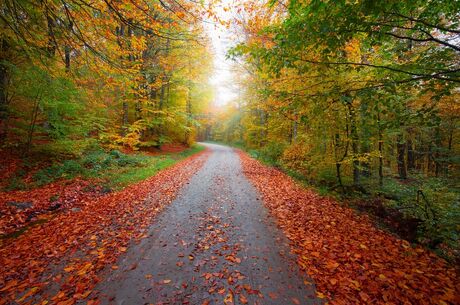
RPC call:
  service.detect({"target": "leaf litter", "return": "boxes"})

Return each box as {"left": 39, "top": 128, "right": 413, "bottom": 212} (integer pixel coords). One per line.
{"left": 0, "top": 150, "right": 208, "bottom": 304}
{"left": 238, "top": 151, "right": 458, "bottom": 305}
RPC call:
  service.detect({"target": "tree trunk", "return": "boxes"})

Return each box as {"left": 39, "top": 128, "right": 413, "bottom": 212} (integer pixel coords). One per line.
{"left": 184, "top": 61, "right": 192, "bottom": 145}
{"left": 434, "top": 127, "right": 442, "bottom": 177}
{"left": 407, "top": 133, "right": 415, "bottom": 171}
{"left": 121, "top": 101, "right": 128, "bottom": 136}
{"left": 377, "top": 107, "right": 383, "bottom": 186}
{"left": 292, "top": 118, "right": 298, "bottom": 143}
{"left": 334, "top": 133, "right": 344, "bottom": 190}
{"left": 25, "top": 94, "right": 41, "bottom": 155}
{"left": 397, "top": 134, "right": 407, "bottom": 179}
{"left": 347, "top": 102, "right": 360, "bottom": 186}
{"left": 46, "top": 14, "right": 56, "bottom": 57}
{"left": 0, "top": 38, "right": 9, "bottom": 142}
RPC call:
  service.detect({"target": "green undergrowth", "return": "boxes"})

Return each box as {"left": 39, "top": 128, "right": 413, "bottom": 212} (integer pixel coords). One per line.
{"left": 104, "top": 144, "right": 205, "bottom": 190}
{"left": 216, "top": 141, "right": 459, "bottom": 262}
{"left": 4, "top": 144, "right": 205, "bottom": 191}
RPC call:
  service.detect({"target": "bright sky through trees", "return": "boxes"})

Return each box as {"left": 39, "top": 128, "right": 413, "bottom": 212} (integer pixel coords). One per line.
{"left": 205, "top": 0, "right": 240, "bottom": 107}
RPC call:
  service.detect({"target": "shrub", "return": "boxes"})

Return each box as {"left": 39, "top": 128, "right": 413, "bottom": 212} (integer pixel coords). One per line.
{"left": 258, "top": 142, "right": 288, "bottom": 165}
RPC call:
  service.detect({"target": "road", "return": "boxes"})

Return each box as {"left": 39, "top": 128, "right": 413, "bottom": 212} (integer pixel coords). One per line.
{"left": 95, "top": 143, "right": 320, "bottom": 305}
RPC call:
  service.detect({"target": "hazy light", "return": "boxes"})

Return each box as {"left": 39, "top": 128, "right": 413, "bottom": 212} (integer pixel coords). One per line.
{"left": 205, "top": 1, "right": 240, "bottom": 107}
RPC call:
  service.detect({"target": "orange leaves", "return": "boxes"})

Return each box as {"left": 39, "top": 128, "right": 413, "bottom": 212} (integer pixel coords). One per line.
{"left": 223, "top": 289, "right": 234, "bottom": 305}
{"left": 0, "top": 151, "right": 208, "bottom": 303}
{"left": 224, "top": 254, "right": 241, "bottom": 264}
{"left": 238, "top": 151, "right": 459, "bottom": 304}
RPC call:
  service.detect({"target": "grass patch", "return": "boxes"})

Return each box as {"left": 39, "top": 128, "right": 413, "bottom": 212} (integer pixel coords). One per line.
{"left": 103, "top": 144, "right": 205, "bottom": 190}
{"left": 4, "top": 144, "right": 205, "bottom": 191}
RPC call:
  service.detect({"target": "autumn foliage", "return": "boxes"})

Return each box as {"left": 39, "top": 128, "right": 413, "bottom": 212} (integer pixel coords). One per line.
{"left": 0, "top": 150, "right": 208, "bottom": 304}
{"left": 239, "top": 151, "right": 459, "bottom": 304}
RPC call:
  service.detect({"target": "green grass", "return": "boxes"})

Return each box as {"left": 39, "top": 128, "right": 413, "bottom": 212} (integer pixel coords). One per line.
{"left": 103, "top": 144, "right": 205, "bottom": 190}
{"left": 4, "top": 144, "right": 205, "bottom": 191}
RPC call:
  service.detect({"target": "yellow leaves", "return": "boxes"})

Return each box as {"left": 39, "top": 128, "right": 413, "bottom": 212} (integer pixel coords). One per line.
{"left": 77, "top": 262, "right": 93, "bottom": 276}
{"left": 344, "top": 38, "right": 362, "bottom": 63}
{"left": 16, "top": 286, "right": 40, "bottom": 303}
{"left": 316, "top": 292, "right": 326, "bottom": 299}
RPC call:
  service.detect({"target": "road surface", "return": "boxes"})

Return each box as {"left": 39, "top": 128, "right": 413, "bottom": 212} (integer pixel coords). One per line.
{"left": 95, "top": 143, "right": 320, "bottom": 305}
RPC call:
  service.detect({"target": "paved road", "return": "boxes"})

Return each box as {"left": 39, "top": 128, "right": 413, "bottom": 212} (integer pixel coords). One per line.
{"left": 96, "top": 143, "right": 320, "bottom": 305}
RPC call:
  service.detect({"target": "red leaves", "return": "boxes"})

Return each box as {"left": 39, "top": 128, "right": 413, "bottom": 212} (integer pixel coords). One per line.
{"left": 0, "top": 151, "right": 208, "bottom": 303}
{"left": 0, "top": 178, "right": 106, "bottom": 235}
{"left": 238, "top": 151, "right": 459, "bottom": 304}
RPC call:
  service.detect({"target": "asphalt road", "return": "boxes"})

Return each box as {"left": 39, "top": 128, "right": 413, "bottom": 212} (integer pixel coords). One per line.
{"left": 95, "top": 143, "right": 320, "bottom": 305}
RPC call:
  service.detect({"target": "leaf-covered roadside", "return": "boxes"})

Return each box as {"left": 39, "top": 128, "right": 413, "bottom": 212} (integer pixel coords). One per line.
{"left": 0, "top": 150, "right": 208, "bottom": 305}
{"left": 0, "top": 179, "right": 106, "bottom": 236}
{"left": 238, "top": 151, "right": 458, "bottom": 304}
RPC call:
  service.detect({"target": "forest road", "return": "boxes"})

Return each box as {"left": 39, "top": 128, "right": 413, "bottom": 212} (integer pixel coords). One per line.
{"left": 95, "top": 143, "right": 321, "bottom": 305}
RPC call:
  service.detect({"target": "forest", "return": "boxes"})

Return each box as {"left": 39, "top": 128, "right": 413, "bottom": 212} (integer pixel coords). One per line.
{"left": 0, "top": 0, "right": 214, "bottom": 154}
{"left": 0, "top": 0, "right": 459, "bottom": 304}
{"left": 211, "top": 0, "right": 460, "bottom": 261}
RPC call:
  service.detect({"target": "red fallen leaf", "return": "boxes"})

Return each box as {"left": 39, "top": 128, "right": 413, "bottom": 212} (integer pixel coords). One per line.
{"left": 144, "top": 274, "right": 153, "bottom": 279}
{"left": 268, "top": 292, "right": 278, "bottom": 300}
{"left": 225, "top": 255, "right": 241, "bottom": 264}
{"left": 291, "top": 297, "right": 301, "bottom": 304}
{"left": 359, "top": 291, "right": 370, "bottom": 301}
{"left": 87, "top": 300, "right": 100, "bottom": 305}
{"left": 224, "top": 290, "right": 234, "bottom": 304}
{"left": 56, "top": 299, "right": 75, "bottom": 305}
{"left": 201, "top": 300, "right": 211, "bottom": 305}
{"left": 239, "top": 294, "right": 248, "bottom": 304}
{"left": 0, "top": 279, "right": 18, "bottom": 292}
{"left": 203, "top": 273, "right": 212, "bottom": 280}
{"left": 73, "top": 290, "right": 92, "bottom": 300}
{"left": 218, "top": 288, "right": 226, "bottom": 294}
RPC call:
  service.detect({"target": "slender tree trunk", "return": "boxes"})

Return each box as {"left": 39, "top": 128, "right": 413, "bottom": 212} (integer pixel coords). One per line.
{"left": 46, "top": 14, "right": 56, "bottom": 57}
{"left": 159, "top": 82, "right": 165, "bottom": 110}
{"left": 185, "top": 60, "right": 192, "bottom": 145}
{"left": 334, "top": 133, "right": 344, "bottom": 190}
{"left": 407, "top": 130, "right": 415, "bottom": 171}
{"left": 347, "top": 102, "right": 360, "bottom": 186}
{"left": 434, "top": 127, "right": 442, "bottom": 177}
{"left": 0, "top": 38, "right": 9, "bottom": 143}
{"left": 446, "top": 127, "right": 453, "bottom": 176}
{"left": 64, "top": 21, "right": 73, "bottom": 71}
{"left": 377, "top": 105, "right": 383, "bottom": 186}
{"left": 25, "top": 94, "right": 41, "bottom": 155}
{"left": 292, "top": 117, "right": 298, "bottom": 143}
{"left": 397, "top": 134, "right": 407, "bottom": 179}
{"left": 121, "top": 100, "right": 128, "bottom": 136}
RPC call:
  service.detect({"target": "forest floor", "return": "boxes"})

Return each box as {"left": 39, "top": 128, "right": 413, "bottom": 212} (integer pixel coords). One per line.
{"left": 0, "top": 143, "right": 458, "bottom": 305}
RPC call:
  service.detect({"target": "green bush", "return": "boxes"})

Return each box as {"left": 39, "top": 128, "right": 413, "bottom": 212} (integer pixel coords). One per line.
{"left": 258, "top": 142, "right": 288, "bottom": 165}
{"left": 378, "top": 176, "right": 459, "bottom": 257}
